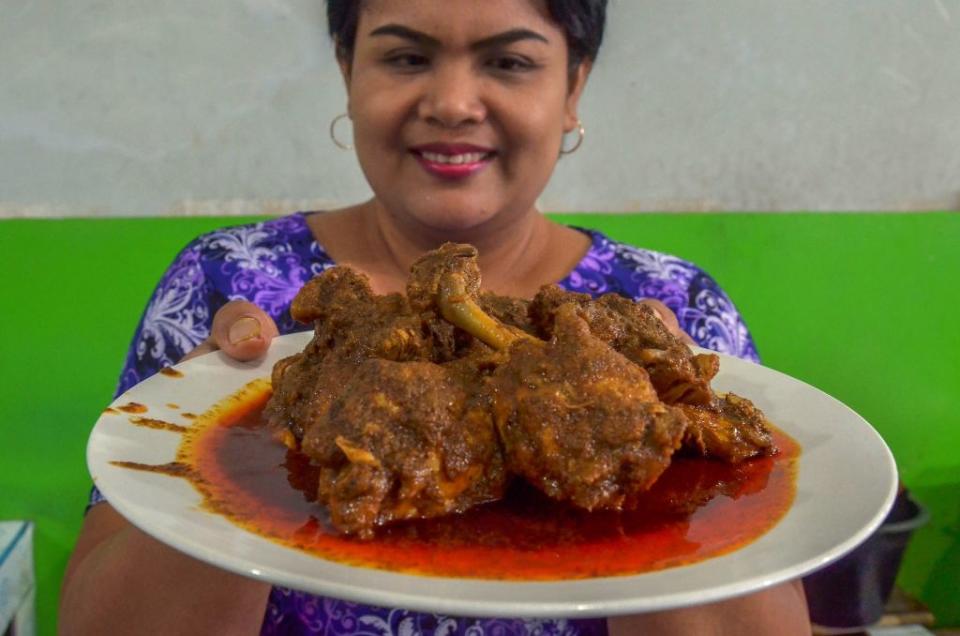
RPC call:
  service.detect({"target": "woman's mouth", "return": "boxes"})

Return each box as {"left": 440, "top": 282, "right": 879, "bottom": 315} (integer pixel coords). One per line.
{"left": 411, "top": 144, "right": 496, "bottom": 180}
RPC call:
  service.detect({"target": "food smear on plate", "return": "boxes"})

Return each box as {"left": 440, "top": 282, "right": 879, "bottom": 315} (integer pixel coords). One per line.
{"left": 127, "top": 416, "right": 189, "bottom": 434}
{"left": 264, "top": 243, "right": 779, "bottom": 539}
{"left": 117, "top": 401, "right": 148, "bottom": 414}
{"left": 113, "top": 243, "right": 800, "bottom": 579}
{"left": 117, "top": 378, "right": 799, "bottom": 579}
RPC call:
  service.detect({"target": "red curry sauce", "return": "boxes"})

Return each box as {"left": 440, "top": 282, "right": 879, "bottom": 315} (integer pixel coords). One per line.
{"left": 123, "top": 379, "right": 800, "bottom": 580}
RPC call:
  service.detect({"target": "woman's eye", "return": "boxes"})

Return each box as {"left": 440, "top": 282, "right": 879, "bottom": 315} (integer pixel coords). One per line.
{"left": 385, "top": 53, "right": 429, "bottom": 69}
{"left": 487, "top": 56, "right": 535, "bottom": 73}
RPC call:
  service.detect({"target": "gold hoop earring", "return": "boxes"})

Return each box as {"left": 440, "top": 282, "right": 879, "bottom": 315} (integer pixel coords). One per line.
{"left": 329, "top": 113, "right": 353, "bottom": 151}
{"left": 559, "top": 120, "right": 585, "bottom": 156}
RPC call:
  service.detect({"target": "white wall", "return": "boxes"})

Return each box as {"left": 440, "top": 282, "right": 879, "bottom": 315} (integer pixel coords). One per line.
{"left": 2, "top": 0, "right": 959, "bottom": 217}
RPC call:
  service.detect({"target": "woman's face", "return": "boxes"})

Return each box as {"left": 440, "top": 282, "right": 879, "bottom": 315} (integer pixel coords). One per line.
{"left": 342, "top": 0, "right": 590, "bottom": 234}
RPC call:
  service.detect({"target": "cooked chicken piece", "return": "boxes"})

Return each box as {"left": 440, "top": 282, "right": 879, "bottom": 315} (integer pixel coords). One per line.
{"left": 289, "top": 266, "right": 427, "bottom": 362}
{"left": 406, "top": 243, "right": 482, "bottom": 311}
{"left": 490, "top": 306, "right": 688, "bottom": 510}
{"left": 530, "top": 286, "right": 718, "bottom": 406}
{"left": 267, "top": 267, "right": 428, "bottom": 442}
{"left": 294, "top": 358, "right": 505, "bottom": 539}
{"left": 677, "top": 393, "right": 775, "bottom": 463}
{"left": 432, "top": 267, "right": 533, "bottom": 351}
{"left": 266, "top": 242, "right": 775, "bottom": 538}
{"left": 436, "top": 281, "right": 688, "bottom": 511}
{"left": 407, "top": 243, "right": 537, "bottom": 354}
{"left": 478, "top": 291, "right": 535, "bottom": 334}
{"left": 267, "top": 259, "right": 508, "bottom": 537}
{"left": 530, "top": 285, "right": 775, "bottom": 461}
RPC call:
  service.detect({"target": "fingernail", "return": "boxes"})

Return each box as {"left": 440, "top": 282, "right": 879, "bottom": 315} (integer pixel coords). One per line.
{"left": 651, "top": 308, "right": 664, "bottom": 322}
{"left": 228, "top": 316, "right": 261, "bottom": 345}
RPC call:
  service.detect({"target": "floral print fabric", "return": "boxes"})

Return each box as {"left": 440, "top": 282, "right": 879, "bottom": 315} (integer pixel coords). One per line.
{"left": 89, "top": 212, "right": 759, "bottom": 635}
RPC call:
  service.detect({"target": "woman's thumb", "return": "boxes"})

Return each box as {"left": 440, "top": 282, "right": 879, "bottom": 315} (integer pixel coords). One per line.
{"left": 210, "top": 300, "right": 280, "bottom": 361}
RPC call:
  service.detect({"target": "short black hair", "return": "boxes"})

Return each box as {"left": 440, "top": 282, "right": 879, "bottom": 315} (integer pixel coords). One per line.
{"left": 326, "top": 0, "right": 607, "bottom": 70}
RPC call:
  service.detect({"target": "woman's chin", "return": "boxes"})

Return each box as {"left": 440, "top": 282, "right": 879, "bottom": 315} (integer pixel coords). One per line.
{"left": 399, "top": 202, "right": 504, "bottom": 235}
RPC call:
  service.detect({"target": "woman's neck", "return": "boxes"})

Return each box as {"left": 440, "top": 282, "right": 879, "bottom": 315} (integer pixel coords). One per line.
{"left": 306, "top": 200, "right": 591, "bottom": 298}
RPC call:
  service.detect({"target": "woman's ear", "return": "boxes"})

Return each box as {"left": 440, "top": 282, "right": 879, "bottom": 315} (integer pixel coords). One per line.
{"left": 564, "top": 61, "right": 592, "bottom": 132}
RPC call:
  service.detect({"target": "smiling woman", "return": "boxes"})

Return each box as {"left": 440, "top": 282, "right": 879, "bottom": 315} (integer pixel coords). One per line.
{"left": 347, "top": 2, "right": 579, "bottom": 231}
{"left": 312, "top": 0, "right": 598, "bottom": 298}
{"left": 59, "top": 1, "right": 812, "bottom": 635}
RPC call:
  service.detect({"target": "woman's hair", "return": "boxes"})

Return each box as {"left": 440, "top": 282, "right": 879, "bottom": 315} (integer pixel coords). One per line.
{"left": 327, "top": 0, "right": 608, "bottom": 70}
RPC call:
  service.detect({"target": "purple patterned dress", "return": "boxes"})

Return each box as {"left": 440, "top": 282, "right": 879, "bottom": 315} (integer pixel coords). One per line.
{"left": 88, "top": 212, "right": 759, "bottom": 635}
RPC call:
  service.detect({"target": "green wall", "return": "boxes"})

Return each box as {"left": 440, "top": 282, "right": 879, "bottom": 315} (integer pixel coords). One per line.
{"left": 1, "top": 213, "right": 957, "bottom": 633}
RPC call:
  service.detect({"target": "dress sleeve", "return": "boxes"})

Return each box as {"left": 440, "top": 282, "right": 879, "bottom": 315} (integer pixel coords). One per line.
{"left": 599, "top": 236, "right": 762, "bottom": 364}
{"left": 677, "top": 268, "right": 760, "bottom": 364}
{"left": 114, "top": 238, "right": 218, "bottom": 395}
{"left": 88, "top": 238, "right": 216, "bottom": 511}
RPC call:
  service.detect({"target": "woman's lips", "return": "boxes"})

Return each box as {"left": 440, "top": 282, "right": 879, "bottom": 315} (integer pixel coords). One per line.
{"left": 411, "top": 144, "right": 496, "bottom": 180}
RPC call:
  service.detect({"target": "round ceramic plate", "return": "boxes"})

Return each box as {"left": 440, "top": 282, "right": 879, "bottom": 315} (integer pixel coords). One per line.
{"left": 88, "top": 331, "right": 897, "bottom": 618}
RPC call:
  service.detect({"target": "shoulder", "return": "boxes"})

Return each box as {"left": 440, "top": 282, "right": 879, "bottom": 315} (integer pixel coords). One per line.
{"left": 565, "top": 228, "right": 760, "bottom": 362}
{"left": 185, "top": 213, "right": 323, "bottom": 265}
{"left": 183, "top": 212, "right": 336, "bottom": 330}
{"left": 565, "top": 228, "right": 710, "bottom": 301}
{"left": 148, "top": 212, "right": 332, "bottom": 314}
{"left": 183, "top": 213, "right": 336, "bottom": 293}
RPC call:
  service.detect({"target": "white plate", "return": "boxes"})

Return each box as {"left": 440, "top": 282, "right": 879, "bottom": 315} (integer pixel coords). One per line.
{"left": 88, "top": 331, "right": 897, "bottom": 618}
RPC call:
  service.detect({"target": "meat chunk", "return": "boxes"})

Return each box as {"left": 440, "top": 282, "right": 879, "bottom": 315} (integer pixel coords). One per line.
{"left": 678, "top": 393, "right": 775, "bottom": 463}
{"left": 291, "top": 266, "right": 426, "bottom": 362}
{"left": 530, "top": 285, "right": 774, "bottom": 461}
{"left": 266, "top": 242, "right": 776, "bottom": 538}
{"left": 531, "top": 286, "right": 718, "bottom": 406}
{"left": 406, "top": 243, "right": 482, "bottom": 314}
{"left": 478, "top": 291, "right": 535, "bottom": 335}
{"left": 266, "top": 262, "right": 508, "bottom": 537}
{"left": 490, "top": 304, "right": 688, "bottom": 510}
{"left": 296, "top": 359, "right": 505, "bottom": 539}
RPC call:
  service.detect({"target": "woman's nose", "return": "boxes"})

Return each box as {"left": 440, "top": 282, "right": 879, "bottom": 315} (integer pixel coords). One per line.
{"left": 417, "top": 61, "right": 486, "bottom": 128}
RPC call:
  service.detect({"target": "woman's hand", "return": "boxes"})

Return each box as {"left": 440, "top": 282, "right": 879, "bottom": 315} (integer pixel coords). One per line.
{"left": 60, "top": 301, "right": 279, "bottom": 635}
{"left": 61, "top": 504, "right": 271, "bottom": 634}
{"left": 607, "top": 580, "right": 811, "bottom": 635}
{"left": 637, "top": 298, "right": 696, "bottom": 346}
{"left": 182, "top": 300, "right": 280, "bottom": 363}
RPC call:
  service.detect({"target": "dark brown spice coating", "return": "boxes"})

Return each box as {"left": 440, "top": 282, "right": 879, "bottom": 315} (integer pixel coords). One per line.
{"left": 530, "top": 285, "right": 774, "bottom": 461}
{"left": 406, "top": 243, "right": 481, "bottom": 314}
{"left": 266, "top": 247, "right": 507, "bottom": 537}
{"left": 490, "top": 304, "right": 688, "bottom": 511}
{"left": 291, "top": 267, "right": 428, "bottom": 363}
{"left": 478, "top": 291, "right": 534, "bottom": 335}
{"left": 530, "top": 286, "right": 718, "bottom": 406}
{"left": 677, "top": 393, "right": 775, "bottom": 463}
{"left": 265, "top": 243, "right": 775, "bottom": 538}
{"left": 300, "top": 359, "right": 505, "bottom": 539}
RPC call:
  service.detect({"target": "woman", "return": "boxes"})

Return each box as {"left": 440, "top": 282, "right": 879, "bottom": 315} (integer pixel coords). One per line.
{"left": 61, "top": 1, "right": 810, "bottom": 634}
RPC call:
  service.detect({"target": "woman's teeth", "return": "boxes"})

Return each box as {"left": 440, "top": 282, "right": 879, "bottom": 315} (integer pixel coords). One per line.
{"left": 420, "top": 151, "right": 488, "bottom": 165}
